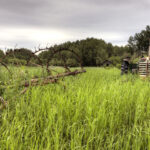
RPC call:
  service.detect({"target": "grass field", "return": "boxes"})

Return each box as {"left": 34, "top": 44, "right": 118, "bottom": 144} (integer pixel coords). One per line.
{"left": 1, "top": 67, "right": 150, "bottom": 149}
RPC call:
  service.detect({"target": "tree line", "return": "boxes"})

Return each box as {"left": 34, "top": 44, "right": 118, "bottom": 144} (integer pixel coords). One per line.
{"left": 0, "top": 25, "right": 149, "bottom": 67}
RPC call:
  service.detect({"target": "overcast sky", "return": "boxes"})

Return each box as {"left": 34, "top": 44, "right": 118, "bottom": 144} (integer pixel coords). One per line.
{"left": 0, "top": 0, "right": 149, "bottom": 50}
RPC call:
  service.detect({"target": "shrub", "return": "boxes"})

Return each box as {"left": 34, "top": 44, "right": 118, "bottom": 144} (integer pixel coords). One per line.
{"left": 8, "top": 58, "right": 26, "bottom": 65}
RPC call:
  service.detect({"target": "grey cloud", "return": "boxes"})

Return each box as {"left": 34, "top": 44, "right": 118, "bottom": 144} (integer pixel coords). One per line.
{"left": 0, "top": 0, "right": 149, "bottom": 27}
{"left": 0, "top": 0, "right": 150, "bottom": 47}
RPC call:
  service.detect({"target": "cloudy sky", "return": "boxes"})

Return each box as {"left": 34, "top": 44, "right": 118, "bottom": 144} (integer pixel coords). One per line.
{"left": 0, "top": 0, "right": 149, "bottom": 50}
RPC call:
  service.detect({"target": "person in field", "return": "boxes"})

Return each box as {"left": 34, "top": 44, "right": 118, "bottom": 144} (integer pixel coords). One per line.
{"left": 121, "top": 57, "right": 130, "bottom": 75}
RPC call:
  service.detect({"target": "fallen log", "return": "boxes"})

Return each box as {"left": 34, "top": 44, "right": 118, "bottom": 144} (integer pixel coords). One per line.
{"left": 0, "top": 69, "right": 86, "bottom": 90}
{"left": 23, "top": 69, "right": 86, "bottom": 87}
{"left": 0, "top": 69, "right": 86, "bottom": 110}
{"left": 47, "top": 69, "right": 86, "bottom": 79}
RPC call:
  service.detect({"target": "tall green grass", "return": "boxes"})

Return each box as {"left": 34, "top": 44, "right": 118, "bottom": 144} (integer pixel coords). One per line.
{"left": 1, "top": 67, "right": 150, "bottom": 149}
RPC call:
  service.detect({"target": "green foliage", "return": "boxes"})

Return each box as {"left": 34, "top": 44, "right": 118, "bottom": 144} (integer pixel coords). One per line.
{"left": 116, "top": 63, "right": 121, "bottom": 69}
{"left": 66, "top": 58, "right": 78, "bottom": 67}
{"left": 128, "top": 25, "right": 150, "bottom": 54}
{"left": 0, "top": 50, "right": 4, "bottom": 58}
{"left": 131, "top": 57, "right": 140, "bottom": 64}
{"left": 109, "top": 56, "right": 121, "bottom": 65}
{"left": 6, "top": 48, "right": 33, "bottom": 63}
{"left": 39, "top": 38, "right": 129, "bottom": 67}
{"left": 7, "top": 58, "right": 26, "bottom": 65}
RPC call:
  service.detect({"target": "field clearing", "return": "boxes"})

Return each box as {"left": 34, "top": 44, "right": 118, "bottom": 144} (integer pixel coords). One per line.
{"left": 1, "top": 67, "right": 150, "bottom": 149}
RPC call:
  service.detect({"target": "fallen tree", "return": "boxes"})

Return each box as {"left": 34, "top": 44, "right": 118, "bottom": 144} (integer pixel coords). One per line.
{"left": 23, "top": 69, "right": 86, "bottom": 87}
{"left": 0, "top": 69, "right": 86, "bottom": 110}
